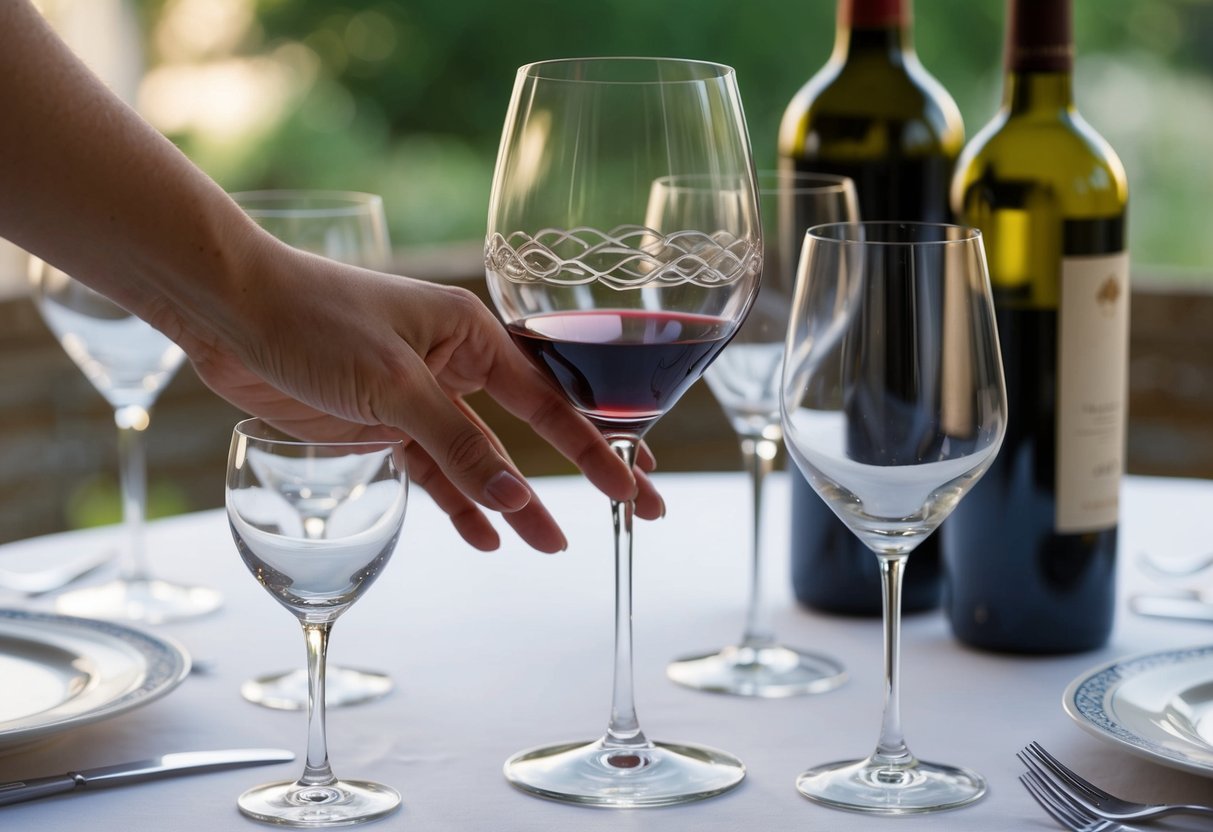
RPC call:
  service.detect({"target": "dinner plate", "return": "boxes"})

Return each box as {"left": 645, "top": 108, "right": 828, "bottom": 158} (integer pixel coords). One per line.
{"left": 0, "top": 608, "right": 189, "bottom": 751}
{"left": 1063, "top": 644, "right": 1213, "bottom": 777}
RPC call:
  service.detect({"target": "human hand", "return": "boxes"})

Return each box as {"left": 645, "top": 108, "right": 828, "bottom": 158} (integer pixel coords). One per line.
{"left": 165, "top": 234, "right": 662, "bottom": 553}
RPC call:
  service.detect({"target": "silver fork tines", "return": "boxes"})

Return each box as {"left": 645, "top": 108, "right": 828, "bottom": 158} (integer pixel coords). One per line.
{"left": 1018, "top": 741, "right": 1213, "bottom": 824}
{"left": 1019, "top": 771, "right": 1123, "bottom": 832}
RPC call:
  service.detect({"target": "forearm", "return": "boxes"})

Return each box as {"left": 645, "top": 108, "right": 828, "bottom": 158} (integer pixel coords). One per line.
{"left": 0, "top": 0, "right": 255, "bottom": 345}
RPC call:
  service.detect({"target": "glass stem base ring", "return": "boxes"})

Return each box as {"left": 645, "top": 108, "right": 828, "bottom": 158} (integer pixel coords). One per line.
{"left": 795, "top": 756, "right": 986, "bottom": 815}
{"left": 242, "top": 667, "right": 393, "bottom": 710}
{"left": 53, "top": 578, "right": 222, "bottom": 625}
{"left": 504, "top": 736, "right": 745, "bottom": 807}
{"left": 667, "top": 644, "right": 846, "bottom": 698}
{"left": 238, "top": 778, "right": 401, "bottom": 827}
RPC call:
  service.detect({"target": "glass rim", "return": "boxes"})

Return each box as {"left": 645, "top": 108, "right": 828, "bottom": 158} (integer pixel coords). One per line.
{"left": 516, "top": 56, "right": 736, "bottom": 84}
{"left": 806, "top": 221, "right": 983, "bottom": 246}
{"left": 229, "top": 190, "right": 384, "bottom": 218}
{"left": 233, "top": 417, "right": 403, "bottom": 450}
{"left": 756, "top": 171, "right": 854, "bottom": 196}
{"left": 650, "top": 171, "right": 852, "bottom": 197}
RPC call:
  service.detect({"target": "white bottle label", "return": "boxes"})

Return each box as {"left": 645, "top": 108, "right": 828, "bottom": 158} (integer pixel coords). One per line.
{"left": 1055, "top": 251, "right": 1129, "bottom": 533}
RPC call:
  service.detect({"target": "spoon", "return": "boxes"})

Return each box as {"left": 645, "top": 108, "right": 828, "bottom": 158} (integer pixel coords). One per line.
{"left": 1137, "top": 550, "right": 1213, "bottom": 580}
{"left": 0, "top": 549, "right": 114, "bottom": 596}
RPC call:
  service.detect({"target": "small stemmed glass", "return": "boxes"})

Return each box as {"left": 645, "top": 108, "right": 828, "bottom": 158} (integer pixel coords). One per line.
{"left": 30, "top": 259, "right": 222, "bottom": 623}
{"left": 780, "top": 222, "right": 1006, "bottom": 813}
{"left": 666, "top": 171, "right": 856, "bottom": 698}
{"left": 233, "top": 190, "right": 396, "bottom": 711}
{"left": 486, "top": 57, "right": 761, "bottom": 806}
{"left": 226, "top": 418, "right": 406, "bottom": 826}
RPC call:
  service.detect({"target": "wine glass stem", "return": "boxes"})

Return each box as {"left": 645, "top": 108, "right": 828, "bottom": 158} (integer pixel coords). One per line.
{"left": 873, "top": 553, "right": 911, "bottom": 766}
{"left": 300, "top": 620, "right": 337, "bottom": 786}
{"left": 605, "top": 437, "right": 647, "bottom": 749}
{"left": 114, "top": 405, "right": 151, "bottom": 583}
{"left": 739, "top": 433, "right": 779, "bottom": 648}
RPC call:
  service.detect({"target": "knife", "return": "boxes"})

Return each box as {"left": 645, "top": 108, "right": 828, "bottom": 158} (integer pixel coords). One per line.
{"left": 1131, "top": 594, "right": 1213, "bottom": 623}
{"left": 0, "top": 748, "right": 294, "bottom": 806}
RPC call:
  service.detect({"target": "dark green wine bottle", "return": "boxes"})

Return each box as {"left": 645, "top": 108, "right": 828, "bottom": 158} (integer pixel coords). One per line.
{"left": 943, "top": 0, "right": 1129, "bottom": 653}
{"left": 778, "top": 0, "right": 963, "bottom": 615}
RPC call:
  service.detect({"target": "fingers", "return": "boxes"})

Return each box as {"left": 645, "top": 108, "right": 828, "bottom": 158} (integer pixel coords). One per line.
{"left": 374, "top": 355, "right": 576, "bottom": 552}
{"left": 482, "top": 348, "right": 641, "bottom": 505}
{"left": 403, "top": 443, "right": 501, "bottom": 552}
{"left": 633, "top": 468, "right": 665, "bottom": 521}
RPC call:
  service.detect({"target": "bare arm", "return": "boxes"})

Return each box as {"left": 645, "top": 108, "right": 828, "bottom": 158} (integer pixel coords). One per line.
{"left": 0, "top": 0, "right": 661, "bottom": 552}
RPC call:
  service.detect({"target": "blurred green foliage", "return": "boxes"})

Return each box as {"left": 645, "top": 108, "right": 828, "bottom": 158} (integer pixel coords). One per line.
{"left": 136, "top": 0, "right": 1213, "bottom": 271}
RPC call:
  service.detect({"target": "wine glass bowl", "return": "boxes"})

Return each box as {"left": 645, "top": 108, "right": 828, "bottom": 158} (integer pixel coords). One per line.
{"left": 227, "top": 418, "right": 406, "bottom": 826}
{"left": 781, "top": 221, "right": 1006, "bottom": 813}
{"left": 232, "top": 189, "right": 395, "bottom": 711}
{"left": 30, "top": 258, "right": 222, "bottom": 623}
{"left": 486, "top": 56, "right": 760, "bottom": 807}
{"left": 666, "top": 171, "right": 856, "bottom": 698}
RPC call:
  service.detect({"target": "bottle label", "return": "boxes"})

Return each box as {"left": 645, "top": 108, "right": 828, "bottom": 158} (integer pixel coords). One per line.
{"left": 1055, "top": 251, "right": 1129, "bottom": 532}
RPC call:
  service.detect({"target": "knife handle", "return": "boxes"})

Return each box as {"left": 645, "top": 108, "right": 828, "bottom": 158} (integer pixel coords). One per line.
{"left": 0, "top": 774, "right": 81, "bottom": 806}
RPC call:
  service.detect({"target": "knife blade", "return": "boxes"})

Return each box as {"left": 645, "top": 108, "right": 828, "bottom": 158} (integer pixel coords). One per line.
{"left": 1131, "top": 593, "right": 1213, "bottom": 623}
{"left": 0, "top": 748, "right": 294, "bottom": 807}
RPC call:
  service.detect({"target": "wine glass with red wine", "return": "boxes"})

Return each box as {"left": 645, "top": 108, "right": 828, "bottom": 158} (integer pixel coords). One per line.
{"left": 781, "top": 222, "right": 1007, "bottom": 814}
{"left": 485, "top": 57, "right": 762, "bottom": 807}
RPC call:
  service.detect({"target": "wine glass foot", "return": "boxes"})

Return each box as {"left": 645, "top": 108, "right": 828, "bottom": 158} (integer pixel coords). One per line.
{"left": 795, "top": 755, "right": 986, "bottom": 815}
{"left": 54, "top": 578, "right": 222, "bottom": 624}
{"left": 238, "top": 778, "right": 401, "bottom": 827}
{"left": 504, "top": 736, "right": 744, "bottom": 807}
{"left": 242, "top": 667, "right": 393, "bottom": 710}
{"left": 667, "top": 644, "right": 846, "bottom": 698}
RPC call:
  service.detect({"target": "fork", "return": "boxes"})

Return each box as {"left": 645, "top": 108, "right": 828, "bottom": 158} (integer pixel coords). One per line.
{"left": 1020, "top": 770, "right": 1124, "bottom": 832}
{"left": 1020, "top": 741, "right": 1213, "bottom": 823}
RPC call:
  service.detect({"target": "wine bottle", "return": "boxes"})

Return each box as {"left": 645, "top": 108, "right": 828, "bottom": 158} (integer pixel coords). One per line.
{"left": 778, "top": 0, "right": 963, "bottom": 615}
{"left": 942, "top": 0, "right": 1129, "bottom": 653}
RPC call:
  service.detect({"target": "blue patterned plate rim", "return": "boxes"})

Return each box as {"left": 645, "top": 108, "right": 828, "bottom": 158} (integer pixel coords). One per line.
{"left": 1063, "top": 643, "right": 1213, "bottom": 777}
{"left": 0, "top": 608, "right": 190, "bottom": 750}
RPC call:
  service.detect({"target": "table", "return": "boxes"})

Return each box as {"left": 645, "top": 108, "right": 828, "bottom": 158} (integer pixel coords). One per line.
{"left": 2, "top": 472, "right": 1212, "bottom": 831}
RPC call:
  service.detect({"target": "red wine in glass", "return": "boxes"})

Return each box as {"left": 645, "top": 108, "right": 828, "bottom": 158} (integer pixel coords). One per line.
{"left": 507, "top": 309, "right": 734, "bottom": 435}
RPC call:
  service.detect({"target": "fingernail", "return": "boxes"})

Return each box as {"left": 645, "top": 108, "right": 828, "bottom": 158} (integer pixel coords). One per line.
{"left": 485, "top": 470, "right": 531, "bottom": 512}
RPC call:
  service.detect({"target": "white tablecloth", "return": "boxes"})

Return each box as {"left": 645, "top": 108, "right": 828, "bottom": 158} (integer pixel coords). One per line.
{"left": 2, "top": 472, "right": 1213, "bottom": 831}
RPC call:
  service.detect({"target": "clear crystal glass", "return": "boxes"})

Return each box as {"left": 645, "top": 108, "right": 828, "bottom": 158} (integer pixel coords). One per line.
{"left": 227, "top": 418, "right": 406, "bottom": 826}
{"left": 232, "top": 190, "right": 395, "bottom": 711}
{"left": 666, "top": 171, "right": 857, "bottom": 698}
{"left": 781, "top": 222, "right": 1007, "bottom": 813}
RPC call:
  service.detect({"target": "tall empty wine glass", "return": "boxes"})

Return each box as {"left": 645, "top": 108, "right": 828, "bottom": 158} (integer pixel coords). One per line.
{"left": 666, "top": 171, "right": 856, "bottom": 698}
{"left": 486, "top": 57, "right": 761, "bottom": 806}
{"left": 30, "top": 258, "right": 222, "bottom": 623}
{"left": 233, "top": 190, "right": 394, "bottom": 710}
{"left": 227, "top": 418, "right": 406, "bottom": 826}
{"left": 780, "top": 222, "right": 1006, "bottom": 813}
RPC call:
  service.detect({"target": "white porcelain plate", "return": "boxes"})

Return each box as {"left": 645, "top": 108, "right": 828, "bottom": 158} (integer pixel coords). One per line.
{"left": 0, "top": 608, "right": 189, "bottom": 751}
{"left": 1064, "top": 644, "right": 1213, "bottom": 777}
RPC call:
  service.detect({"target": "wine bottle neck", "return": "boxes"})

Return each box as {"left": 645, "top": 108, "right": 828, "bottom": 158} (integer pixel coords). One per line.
{"left": 835, "top": 0, "right": 912, "bottom": 64}
{"left": 1002, "top": 0, "right": 1075, "bottom": 114}
{"left": 1003, "top": 71, "right": 1074, "bottom": 115}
